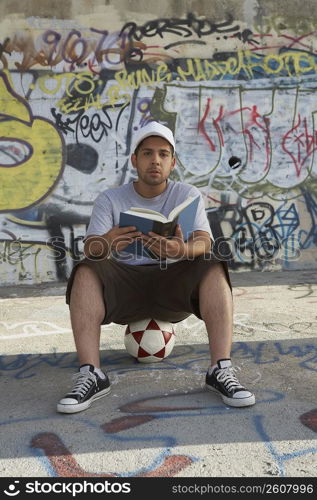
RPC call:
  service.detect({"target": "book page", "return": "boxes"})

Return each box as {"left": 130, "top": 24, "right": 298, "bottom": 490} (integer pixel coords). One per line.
{"left": 124, "top": 195, "right": 197, "bottom": 223}
{"left": 124, "top": 209, "right": 167, "bottom": 223}
{"left": 168, "top": 196, "right": 195, "bottom": 221}
{"left": 128, "top": 207, "right": 164, "bottom": 216}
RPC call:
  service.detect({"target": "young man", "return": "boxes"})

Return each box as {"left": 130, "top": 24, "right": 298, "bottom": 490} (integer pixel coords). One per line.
{"left": 57, "top": 121, "right": 255, "bottom": 413}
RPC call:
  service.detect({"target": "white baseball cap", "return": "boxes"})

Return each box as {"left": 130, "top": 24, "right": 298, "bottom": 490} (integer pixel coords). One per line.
{"left": 132, "top": 121, "right": 176, "bottom": 153}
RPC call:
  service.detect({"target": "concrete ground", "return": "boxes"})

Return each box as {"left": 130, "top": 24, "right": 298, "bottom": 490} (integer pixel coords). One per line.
{"left": 0, "top": 269, "right": 317, "bottom": 478}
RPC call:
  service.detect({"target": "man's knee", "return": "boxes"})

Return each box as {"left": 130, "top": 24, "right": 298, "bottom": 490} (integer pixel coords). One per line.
{"left": 70, "top": 264, "right": 104, "bottom": 303}
{"left": 70, "top": 264, "right": 106, "bottom": 317}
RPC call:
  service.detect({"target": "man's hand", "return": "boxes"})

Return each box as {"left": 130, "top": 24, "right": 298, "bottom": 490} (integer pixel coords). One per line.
{"left": 141, "top": 224, "right": 186, "bottom": 259}
{"left": 141, "top": 226, "right": 211, "bottom": 260}
{"left": 107, "top": 225, "right": 142, "bottom": 252}
{"left": 84, "top": 225, "right": 141, "bottom": 258}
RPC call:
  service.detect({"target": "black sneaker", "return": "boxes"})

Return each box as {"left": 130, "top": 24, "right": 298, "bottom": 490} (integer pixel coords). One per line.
{"left": 205, "top": 359, "right": 255, "bottom": 407}
{"left": 57, "top": 364, "right": 111, "bottom": 414}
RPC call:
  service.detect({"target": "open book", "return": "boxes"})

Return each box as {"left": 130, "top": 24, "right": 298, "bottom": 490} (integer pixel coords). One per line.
{"left": 119, "top": 195, "right": 200, "bottom": 257}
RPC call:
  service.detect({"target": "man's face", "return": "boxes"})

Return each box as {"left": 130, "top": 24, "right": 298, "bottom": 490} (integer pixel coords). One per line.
{"left": 131, "top": 136, "right": 176, "bottom": 186}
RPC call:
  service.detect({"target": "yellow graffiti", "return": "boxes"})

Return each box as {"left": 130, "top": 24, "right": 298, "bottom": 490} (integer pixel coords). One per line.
{"left": 105, "top": 63, "right": 171, "bottom": 106}
{"left": 103, "top": 50, "right": 317, "bottom": 107}
{"left": 36, "top": 72, "right": 96, "bottom": 97}
{"left": 0, "top": 71, "right": 64, "bottom": 212}
{"left": 176, "top": 50, "right": 317, "bottom": 81}
{"left": 34, "top": 71, "right": 105, "bottom": 112}
{"left": 58, "top": 93, "right": 102, "bottom": 114}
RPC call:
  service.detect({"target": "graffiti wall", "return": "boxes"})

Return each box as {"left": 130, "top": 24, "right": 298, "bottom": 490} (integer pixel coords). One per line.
{"left": 1, "top": 0, "right": 317, "bottom": 285}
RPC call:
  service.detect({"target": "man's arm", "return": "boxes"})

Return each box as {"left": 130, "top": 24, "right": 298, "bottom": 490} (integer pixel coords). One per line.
{"left": 83, "top": 226, "right": 142, "bottom": 259}
{"left": 141, "top": 226, "right": 212, "bottom": 260}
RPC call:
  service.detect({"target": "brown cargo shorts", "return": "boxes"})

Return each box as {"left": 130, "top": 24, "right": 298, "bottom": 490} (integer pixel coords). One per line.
{"left": 65, "top": 254, "right": 232, "bottom": 325}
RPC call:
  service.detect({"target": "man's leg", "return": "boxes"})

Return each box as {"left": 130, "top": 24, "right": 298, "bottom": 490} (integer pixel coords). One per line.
{"left": 198, "top": 262, "right": 233, "bottom": 365}
{"left": 69, "top": 264, "right": 106, "bottom": 368}
{"left": 57, "top": 264, "right": 110, "bottom": 414}
{"left": 199, "top": 262, "right": 255, "bottom": 407}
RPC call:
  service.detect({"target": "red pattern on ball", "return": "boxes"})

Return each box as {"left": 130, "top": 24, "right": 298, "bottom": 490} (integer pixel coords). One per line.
{"left": 124, "top": 319, "right": 176, "bottom": 363}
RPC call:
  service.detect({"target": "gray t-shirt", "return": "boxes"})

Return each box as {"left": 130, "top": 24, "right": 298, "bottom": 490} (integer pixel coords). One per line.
{"left": 85, "top": 180, "right": 213, "bottom": 265}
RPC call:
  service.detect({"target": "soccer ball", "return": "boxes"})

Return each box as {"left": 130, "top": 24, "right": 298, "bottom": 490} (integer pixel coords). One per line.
{"left": 124, "top": 318, "right": 176, "bottom": 363}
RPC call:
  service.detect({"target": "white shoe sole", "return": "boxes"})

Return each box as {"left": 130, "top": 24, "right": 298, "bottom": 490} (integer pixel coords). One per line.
{"left": 206, "top": 384, "right": 255, "bottom": 407}
{"left": 57, "top": 387, "right": 111, "bottom": 414}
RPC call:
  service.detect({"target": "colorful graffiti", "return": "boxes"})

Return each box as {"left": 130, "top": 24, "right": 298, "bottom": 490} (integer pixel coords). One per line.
{"left": 1, "top": 9, "right": 317, "bottom": 284}
{"left": 0, "top": 72, "right": 65, "bottom": 212}
{"left": 1, "top": 338, "right": 316, "bottom": 477}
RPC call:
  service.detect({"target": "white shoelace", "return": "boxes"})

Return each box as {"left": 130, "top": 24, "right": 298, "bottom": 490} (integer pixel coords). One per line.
{"left": 69, "top": 371, "right": 96, "bottom": 397}
{"left": 216, "top": 366, "right": 244, "bottom": 392}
